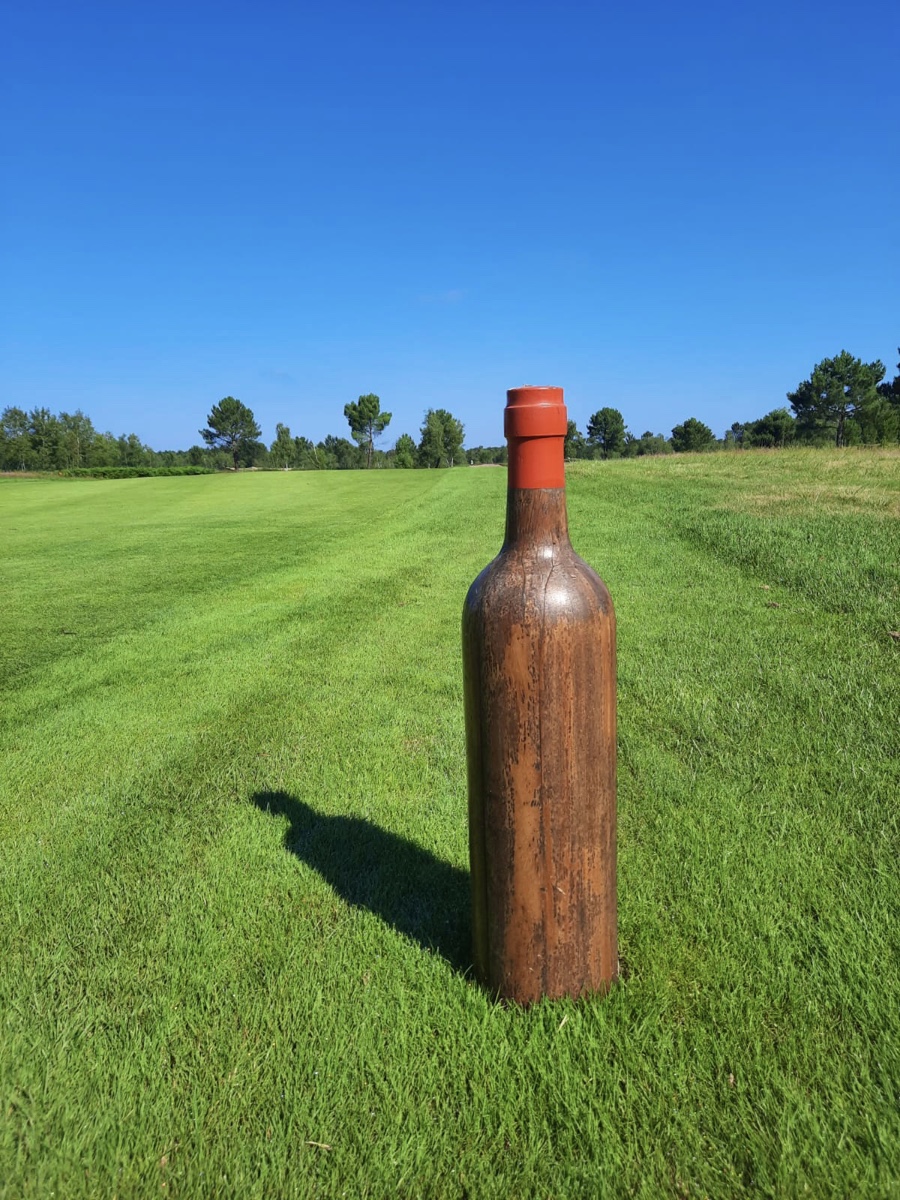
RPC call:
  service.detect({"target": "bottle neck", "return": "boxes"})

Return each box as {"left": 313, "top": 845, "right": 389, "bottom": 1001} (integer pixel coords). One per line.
{"left": 503, "top": 487, "right": 570, "bottom": 551}
{"left": 502, "top": 389, "right": 569, "bottom": 550}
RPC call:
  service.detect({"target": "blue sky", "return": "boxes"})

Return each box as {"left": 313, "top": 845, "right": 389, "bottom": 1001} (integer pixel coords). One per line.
{"left": 3, "top": 0, "right": 898, "bottom": 450}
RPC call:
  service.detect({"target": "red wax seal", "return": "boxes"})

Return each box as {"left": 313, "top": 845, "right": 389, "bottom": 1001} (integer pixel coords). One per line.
{"left": 505, "top": 386, "right": 567, "bottom": 489}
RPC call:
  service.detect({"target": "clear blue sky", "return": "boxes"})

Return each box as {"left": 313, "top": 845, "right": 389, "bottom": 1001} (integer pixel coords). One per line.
{"left": 2, "top": 0, "right": 898, "bottom": 450}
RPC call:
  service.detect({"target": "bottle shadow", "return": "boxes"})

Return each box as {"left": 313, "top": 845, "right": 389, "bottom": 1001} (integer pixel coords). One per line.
{"left": 252, "top": 791, "right": 472, "bottom": 974}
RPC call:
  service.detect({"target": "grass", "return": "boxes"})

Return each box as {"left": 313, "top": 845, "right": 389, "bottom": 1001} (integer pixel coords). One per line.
{"left": 1, "top": 449, "right": 898, "bottom": 1198}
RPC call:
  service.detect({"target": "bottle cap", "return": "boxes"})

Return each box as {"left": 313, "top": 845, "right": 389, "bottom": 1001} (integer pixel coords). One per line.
{"left": 505, "top": 386, "right": 567, "bottom": 489}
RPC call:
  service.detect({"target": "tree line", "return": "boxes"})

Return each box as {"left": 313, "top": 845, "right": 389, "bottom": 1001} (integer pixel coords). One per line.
{"left": 0, "top": 396, "right": 467, "bottom": 473}
{"left": 563, "top": 350, "right": 900, "bottom": 459}
{"left": 196, "top": 395, "right": 468, "bottom": 471}
{"left": 2, "top": 348, "right": 898, "bottom": 473}
{"left": 0, "top": 408, "right": 165, "bottom": 472}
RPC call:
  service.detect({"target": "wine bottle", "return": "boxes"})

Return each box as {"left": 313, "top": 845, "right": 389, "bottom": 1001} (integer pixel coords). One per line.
{"left": 462, "top": 386, "right": 617, "bottom": 1003}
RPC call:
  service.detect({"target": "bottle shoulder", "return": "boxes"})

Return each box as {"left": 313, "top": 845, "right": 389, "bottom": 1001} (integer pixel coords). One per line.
{"left": 463, "top": 543, "right": 613, "bottom": 628}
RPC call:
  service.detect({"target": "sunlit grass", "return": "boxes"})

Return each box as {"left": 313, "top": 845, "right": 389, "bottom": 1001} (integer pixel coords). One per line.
{"left": 1, "top": 451, "right": 898, "bottom": 1197}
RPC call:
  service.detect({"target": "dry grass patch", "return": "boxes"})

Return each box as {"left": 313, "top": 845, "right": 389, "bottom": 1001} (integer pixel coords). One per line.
{"left": 727, "top": 483, "right": 900, "bottom": 518}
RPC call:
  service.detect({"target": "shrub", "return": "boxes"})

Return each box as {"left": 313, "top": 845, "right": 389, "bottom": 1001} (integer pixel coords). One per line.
{"left": 57, "top": 466, "right": 215, "bottom": 479}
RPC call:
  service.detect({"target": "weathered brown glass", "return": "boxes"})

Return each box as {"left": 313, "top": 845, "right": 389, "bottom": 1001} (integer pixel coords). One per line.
{"left": 462, "top": 387, "right": 617, "bottom": 1004}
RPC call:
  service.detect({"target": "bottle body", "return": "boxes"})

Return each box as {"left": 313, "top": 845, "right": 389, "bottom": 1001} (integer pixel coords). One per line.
{"left": 462, "top": 391, "right": 617, "bottom": 1004}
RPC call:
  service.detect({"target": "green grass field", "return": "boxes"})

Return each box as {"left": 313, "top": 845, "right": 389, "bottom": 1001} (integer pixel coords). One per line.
{"left": 2, "top": 450, "right": 899, "bottom": 1198}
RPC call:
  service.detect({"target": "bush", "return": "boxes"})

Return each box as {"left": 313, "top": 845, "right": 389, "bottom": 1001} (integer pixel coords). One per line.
{"left": 57, "top": 466, "right": 215, "bottom": 479}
